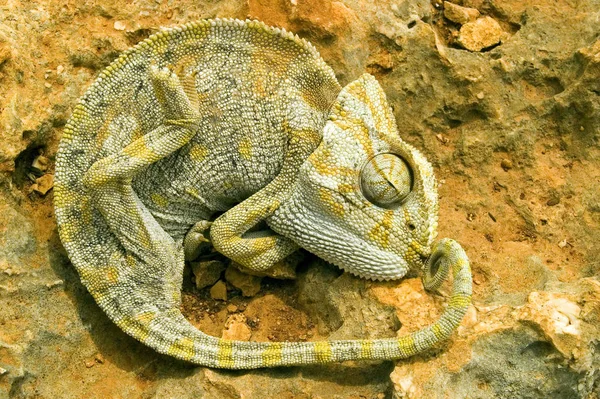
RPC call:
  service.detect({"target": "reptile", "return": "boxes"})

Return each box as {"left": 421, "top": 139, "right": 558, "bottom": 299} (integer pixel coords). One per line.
{"left": 54, "top": 18, "right": 472, "bottom": 369}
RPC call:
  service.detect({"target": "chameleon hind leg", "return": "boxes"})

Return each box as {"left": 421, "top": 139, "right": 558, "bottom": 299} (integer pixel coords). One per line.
{"left": 210, "top": 130, "right": 321, "bottom": 272}
{"left": 82, "top": 66, "right": 200, "bottom": 308}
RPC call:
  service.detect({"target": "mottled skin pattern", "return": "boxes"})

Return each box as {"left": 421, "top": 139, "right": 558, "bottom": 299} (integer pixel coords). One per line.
{"left": 55, "top": 19, "right": 472, "bottom": 369}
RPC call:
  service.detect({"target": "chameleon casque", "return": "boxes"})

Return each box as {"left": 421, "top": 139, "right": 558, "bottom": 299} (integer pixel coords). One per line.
{"left": 55, "top": 18, "right": 472, "bottom": 369}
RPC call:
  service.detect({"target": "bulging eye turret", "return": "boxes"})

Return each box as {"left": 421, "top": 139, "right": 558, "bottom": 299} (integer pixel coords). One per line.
{"left": 360, "top": 153, "right": 412, "bottom": 208}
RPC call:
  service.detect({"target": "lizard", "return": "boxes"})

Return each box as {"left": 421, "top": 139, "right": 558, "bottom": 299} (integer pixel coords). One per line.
{"left": 54, "top": 18, "right": 472, "bottom": 369}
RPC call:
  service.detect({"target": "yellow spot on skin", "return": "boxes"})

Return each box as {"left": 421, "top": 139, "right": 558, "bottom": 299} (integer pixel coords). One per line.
{"left": 126, "top": 254, "right": 136, "bottom": 268}
{"left": 250, "top": 235, "right": 277, "bottom": 253}
{"left": 189, "top": 143, "right": 209, "bottom": 162}
{"left": 123, "top": 138, "right": 161, "bottom": 162}
{"left": 238, "top": 137, "right": 252, "bottom": 160}
{"left": 262, "top": 342, "right": 283, "bottom": 366}
{"left": 218, "top": 340, "right": 234, "bottom": 368}
{"left": 449, "top": 294, "right": 471, "bottom": 309}
{"left": 301, "top": 88, "right": 331, "bottom": 112}
{"left": 185, "top": 187, "right": 200, "bottom": 198}
{"left": 106, "top": 266, "right": 119, "bottom": 284}
{"left": 338, "top": 183, "right": 354, "bottom": 194}
{"left": 168, "top": 337, "right": 195, "bottom": 361}
{"left": 453, "top": 258, "right": 469, "bottom": 274}
{"left": 222, "top": 181, "right": 233, "bottom": 190}
{"left": 360, "top": 340, "right": 373, "bottom": 358}
{"left": 254, "top": 75, "right": 268, "bottom": 98}
{"left": 136, "top": 311, "right": 157, "bottom": 325}
{"left": 367, "top": 210, "right": 394, "bottom": 249}
{"left": 397, "top": 335, "right": 417, "bottom": 356}
{"left": 151, "top": 193, "right": 169, "bottom": 208}
{"left": 116, "top": 311, "right": 157, "bottom": 342}
{"left": 123, "top": 206, "right": 153, "bottom": 249}
{"left": 432, "top": 323, "right": 444, "bottom": 339}
{"left": 308, "top": 146, "right": 357, "bottom": 178}
{"left": 58, "top": 220, "right": 78, "bottom": 244}
{"left": 314, "top": 341, "right": 332, "bottom": 363}
{"left": 319, "top": 188, "right": 345, "bottom": 216}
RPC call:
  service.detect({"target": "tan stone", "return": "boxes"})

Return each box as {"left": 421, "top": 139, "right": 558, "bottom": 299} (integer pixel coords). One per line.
{"left": 458, "top": 16, "right": 504, "bottom": 52}
{"left": 31, "top": 154, "right": 50, "bottom": 172}
{"left": 225, "top": 265, "right": 262, "bottom": 297}
{"left": 222, "top": 314, "right": 252, "bottom": 341}
{"left": 444, "top": 1, "right": 480, "bottom": 25}
{"left": 32, "top": 174, "right": 54, "bottom": 195}
{"left": 209, "top": 280, "right": 228, "bottom": 301}
{"left": 191, "top": 260, "right": 226, "bottom": 289}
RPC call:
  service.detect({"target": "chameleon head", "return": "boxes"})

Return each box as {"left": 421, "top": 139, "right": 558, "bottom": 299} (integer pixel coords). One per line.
{"left": 269, "top": 73, "right": 439, "bottom": 280}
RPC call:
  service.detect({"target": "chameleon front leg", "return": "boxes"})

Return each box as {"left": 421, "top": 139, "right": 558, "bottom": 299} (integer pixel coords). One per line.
{"left": 184, "top": 220, "right": 212, "bottom": 261}
{"left": 210, "top": 130, "right": 321, "bottom": 272}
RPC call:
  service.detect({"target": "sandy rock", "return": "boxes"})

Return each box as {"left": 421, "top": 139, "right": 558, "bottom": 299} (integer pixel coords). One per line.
{"left": 191, "top": 260, "right": 226, "bottom": 289}
{"left": 518, "top": 291, "right": 583, "bottom": 358}
{"left": 224, "top": 265, "right": 262, "bottom": 297}
{"left": 443, "top": 1, "right": 480, "bottom": 25}
{"left": 31, "top": 155, "right": 50, "bottom": 172}
{"left": 458, "top": 16, "right": 504, "bottom": 51}
{"left": 222, "top": 313, "right": 252, "bottom": 341}
{"left": 31, "top": 174, "right": 54, "bottom": 195}
{"left": 113, "top": 21, "right": 126, "bottom": 31}
{"left": 0, "top": 36, "right": 11, "bottom": 66}
{"left": 500, "top": 158, "right": 513, "bottom": 171}
{"left": 209, "top": 280, "right": 227, "bottom": 301}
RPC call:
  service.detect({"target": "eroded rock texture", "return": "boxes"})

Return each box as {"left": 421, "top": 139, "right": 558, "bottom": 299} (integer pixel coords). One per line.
{"left": 0, "top": 1, "right": 599, "bottom": 398}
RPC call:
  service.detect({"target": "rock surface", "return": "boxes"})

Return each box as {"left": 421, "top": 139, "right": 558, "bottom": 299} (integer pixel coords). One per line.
{"left": 191, "top": 259, "right": 226, "bottom": 289}
{"left": 458, "top": 16, "right": 504, "bottom": 51}
{"left": 443, "top": 1, "right": 480, "bottom": 25}
{"left": 1, "top": 0, "right": 599, "bottom": 398}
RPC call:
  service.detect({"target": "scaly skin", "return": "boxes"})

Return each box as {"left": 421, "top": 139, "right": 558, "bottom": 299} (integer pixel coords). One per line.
{"left": 54, "top": 19, "right": 472, "bottom": 368}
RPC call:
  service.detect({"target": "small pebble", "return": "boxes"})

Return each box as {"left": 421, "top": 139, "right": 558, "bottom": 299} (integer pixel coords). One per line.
{"left": 45, "top": 279, "right": 63, "bottom": 289}
{"left": 191, "top": 260, "right": 226, "bottom": 290}
{"left": 435, "top": 134, "right": 449, "bottom": 144}
{"left": 32, "top": 155, "right": 50, "bottom": 172}
{"left": 222, "top": 314, "right": 252, "bottom": 341}
{"left": 94, "top": 353, "right": 105, "bottom": 364}
{"left": 210, "top": 280, "right": 228, "bottom": 301}
{"left": 500, "top": 158, "right": 513, "bottom": 171}
{"left": 227, "top": 304, "right": 238, "bottom": 313}
{"left": 32, "top": 174, "right": 54, "bottom": 195}
{"left": 444, "top": 1, "right": 480, "bottom": 25}
{"left": 225, "top": 265, "right": 262, "bottom": 297}
{"left": 546, "top": 197, "right": 560, "bottom": 206}
{"left": 84, "top": 359, "right": 95, "bottom": 368}
{"left": 114, "top": 21, "right": 126, "bottom": 31}
{"left": 0, "top": 367, "right": 7, "bottom": 375}
{"left": 458, "top": 16, "right": 504, "bottom": 52}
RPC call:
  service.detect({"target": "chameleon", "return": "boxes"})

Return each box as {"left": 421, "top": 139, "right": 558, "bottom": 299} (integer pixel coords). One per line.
{"left": 54, "top": 18, "right": 472, "bottom": 369}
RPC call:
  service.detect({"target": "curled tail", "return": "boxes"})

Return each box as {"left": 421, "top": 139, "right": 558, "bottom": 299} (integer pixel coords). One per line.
{"left": 92, "top": 238, "right": 471, "bottom": 369}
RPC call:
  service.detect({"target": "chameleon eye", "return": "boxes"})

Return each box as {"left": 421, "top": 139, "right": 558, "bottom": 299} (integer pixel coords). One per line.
{"left": 360, "top": 153, "right": 412, "bottom": 208}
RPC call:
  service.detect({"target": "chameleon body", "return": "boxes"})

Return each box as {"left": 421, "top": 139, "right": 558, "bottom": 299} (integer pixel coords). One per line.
{"left": 55, "top": 19, "right": 472, "bottom": 369}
